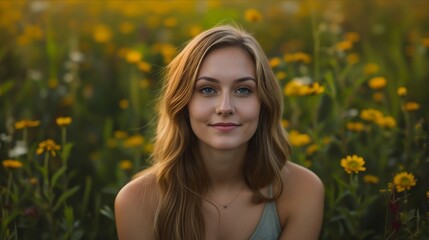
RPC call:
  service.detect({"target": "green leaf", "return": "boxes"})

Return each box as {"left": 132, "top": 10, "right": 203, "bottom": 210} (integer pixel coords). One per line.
{"left": 53, "top": 186, "right": 80, "bottom": 211}
{"left": 61, "top": 143, "right": 74, "bottom": 162}
{"left": 99, "top": 205, "right": 115, "bottom": 221}
{"left": 51, "top": 165, "right": 67, "bottom": 188}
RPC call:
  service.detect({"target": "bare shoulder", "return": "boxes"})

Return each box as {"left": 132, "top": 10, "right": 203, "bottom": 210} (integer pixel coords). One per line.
{"left": 277, "top": 161, "right": 324, "bottom": 240}
{"left": 115, "top": 169, "right": 158, "bottom": 240}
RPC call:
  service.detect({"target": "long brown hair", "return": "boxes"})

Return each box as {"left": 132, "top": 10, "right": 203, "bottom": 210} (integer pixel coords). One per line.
{"left": 142, "top": 24, "right": 290, "bottom": 240}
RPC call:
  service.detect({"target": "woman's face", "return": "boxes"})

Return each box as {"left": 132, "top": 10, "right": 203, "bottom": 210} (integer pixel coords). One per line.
{"left": 188, "top": 46, "right": 261, "bottom": 152}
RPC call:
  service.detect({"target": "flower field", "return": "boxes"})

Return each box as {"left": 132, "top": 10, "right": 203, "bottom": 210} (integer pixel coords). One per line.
{"left": 1, "top": 1, "right": 428, "bottom": 239}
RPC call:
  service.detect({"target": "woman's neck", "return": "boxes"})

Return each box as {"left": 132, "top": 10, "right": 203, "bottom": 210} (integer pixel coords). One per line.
{"left": 198, "top": 142, "right": 247, "bottom": 187}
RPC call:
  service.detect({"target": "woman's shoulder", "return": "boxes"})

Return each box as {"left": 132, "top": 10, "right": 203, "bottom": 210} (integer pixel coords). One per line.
{"left": 115, "top": 169, "right": 159, "bottom": 239}
{"left": 276, "top": 161, "right": 324, "bottom": 239}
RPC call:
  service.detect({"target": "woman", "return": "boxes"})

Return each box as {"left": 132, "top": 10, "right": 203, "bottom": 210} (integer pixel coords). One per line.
{"left": 115, "top": 25, "right": 324, "bottom": 240}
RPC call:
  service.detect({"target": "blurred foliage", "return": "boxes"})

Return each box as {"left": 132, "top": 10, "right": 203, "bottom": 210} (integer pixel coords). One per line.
{"left": 1, "top": 0, "right": 428, "bottom": 239}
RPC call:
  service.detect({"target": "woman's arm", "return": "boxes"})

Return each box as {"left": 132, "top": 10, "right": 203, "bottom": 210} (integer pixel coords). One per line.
{"left": 278, "top": 162, "right": 325, "bottom": 240}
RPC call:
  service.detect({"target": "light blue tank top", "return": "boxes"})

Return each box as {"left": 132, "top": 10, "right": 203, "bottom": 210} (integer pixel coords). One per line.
{"left": 249, "top": 188, "right": 281, "bottom": 240}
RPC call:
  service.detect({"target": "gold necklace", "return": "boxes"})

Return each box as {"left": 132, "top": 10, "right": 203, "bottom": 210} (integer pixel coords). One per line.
{"left": 208, "top": 184, "right": 245, "bottom": 209}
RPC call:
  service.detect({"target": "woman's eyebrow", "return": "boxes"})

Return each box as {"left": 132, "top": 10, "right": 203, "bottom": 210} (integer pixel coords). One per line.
{"left": 196, "top": 76, "right": 256, "bottom": 82}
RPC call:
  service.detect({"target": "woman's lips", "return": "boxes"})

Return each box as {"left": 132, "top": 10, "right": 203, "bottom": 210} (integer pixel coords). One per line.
{"left": 209, "top": 122, "right": 241, "bottom": 132}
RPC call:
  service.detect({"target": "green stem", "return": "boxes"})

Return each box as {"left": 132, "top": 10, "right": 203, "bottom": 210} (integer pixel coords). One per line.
{"left": 5, "top": 172, "right": 12, "bottom": 206}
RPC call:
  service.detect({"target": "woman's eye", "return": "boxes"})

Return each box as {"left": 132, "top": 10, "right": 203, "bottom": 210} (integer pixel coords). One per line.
{"left": 235, "top": 87, "right": 251, "bottom": 95}
{"left": 200, "top": 87, "right": 216, "bottom": 95}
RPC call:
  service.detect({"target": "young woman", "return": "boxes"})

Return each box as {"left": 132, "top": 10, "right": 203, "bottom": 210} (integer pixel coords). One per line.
{"left": 115, "top": 25, "right": 324, "bottom": 240}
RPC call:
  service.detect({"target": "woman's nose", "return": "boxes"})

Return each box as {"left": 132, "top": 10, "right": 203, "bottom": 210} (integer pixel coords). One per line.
{"left": 216, "top": 93, "right": 235, "bottom": 116}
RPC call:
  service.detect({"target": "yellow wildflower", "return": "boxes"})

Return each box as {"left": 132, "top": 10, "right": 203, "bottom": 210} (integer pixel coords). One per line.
{"left": 372, "top": 92, "right": 384, "bottom": 102}
{"left": 346, "top": 53, "right": 360, "bottom": 64}
{"left": 364, "top": 63, "right": 379, "bottom": 75}
{"left": 114, "top": 131, "right": 129, "bottom": 139}
{"left": 2, "top": 159, "right": 23, "bottom": 169}
{"left": 36, "top": 139, "right": 61, "bottom": 156}
{"left": 335, "top": 40, "right": 353, "bottom": 51}
{"left": 126, "top": 50, "right": 142, "bottom": 63}
{"left": 422, "top": 38, "right": 429, "bottom": 47}
{"left": 306, "top": 144, "right": 319, "bottom": 155}
{"left": 48, "top": 78, "right": 58, "bottom": 89}
{"left": 276, "top": 71, "right": 287, "bottom": 80}
{"left": 397, "top": 87, "right": 407, "bottom": 97}
{"left": 56, "top": 117, "right": 72, "bottom": 127}
{"left": 119, "top": 160, "right": 133, "bottom": 170}
{"left": 403, "top": 101, "right": 420, "bottom": 111}
{"left": 340, "top": 155, "right": 366, "bottom": 174}
{"left": 284, "top": 52, "right": 312, "bottom": 64}
{"left": 363, "top": 174, "right": 380, "bottom": 184}
{"left": 344, "top": 32, "right": 360, "bottom": 42}
{"left": 137, "top": 61, "right": 152, "bottom": 72}
{"left": 124, "top": 135, "right": 144, "bottom": 148}
{"left": 426, "top": 191, "right": 429, "bottom": 199}
{"left": 368, "top": 77, "right": 387, "bottom": 90}
{"left": 244, "top": 8, "right": 263, "bottom": 23}
{"left": 288, "top": 130, "right": 311, "bottom": 147}
{"left": 163, "top": 17, "right": 178, "bottom": 27}
{"left": 346, "top": 122, "right": 366, "bottom": 132}
{"left": 93, "top": 24, "right": 112, "bottom": 43}
{"left": 15, "top": 120, "right": 40, "bottom": 129}
{"left": 189, "top": 25, "right": 202, "bottom": 37}
{"left": 119, "top": 99, "right": 129, "bottom": 109}
{"left": 269, "top": 57, "right": 281, "bottom": 68}
{"left": 393, "top": 172, "right": 417, "bottom": 192}
{"left": 360, "top": 109, "right": 383, "bottom": 122}
{"left": 119, "top": 22, "right": 135, "bottom": 34}
{"left": 281, "top": 119, "right": 290, "bottom": 129}
{"left": 375, "top": 116, "right": 396, "bottom": 128}
{"left": 29, "top": 177, "right": 38, "bottom": 185}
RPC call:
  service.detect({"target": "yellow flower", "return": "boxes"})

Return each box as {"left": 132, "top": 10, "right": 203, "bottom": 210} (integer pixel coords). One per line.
{"left": 363, "top": 174, "right": 379, "bottom": 184}
{"left": 422, "top": 38, "right": 429, "bottom": 47}
{"left": 276, "top": 71, "right": 287, "bottom": 80}
{"left": 93, "top": 24, "right": 112, "bottom": 43}
{"left": 375, "top": 116, "right": 396, "bottom": 128}
{"left": 346, "top": 53, "right": 360, "bottom": 64}
{"left": 335, "top": 40, "right": 353, "bottom": 51}
{"left": 114, "top": 131, "right": 129, "bottom": 139}
{"left": 189, "top": 25, "right": 202, "bottom": 37}
{"left": 36, "top": 139, "right": 61, "bottom": 156}
{"left": 119, "top": 99, "right": 129, "bottom": 109}
{"left": 426, "top": 191, "right": 429, "bottom": 199}
{"left": 360, "top": 109, "right": 383, "bottom": 122}
{"left": 29, "top": 177, "right": 38, "bottom": 185}
{"left": 288, "top": 130, "right": 311, "bottom": 147}
{"left": 397, "top": 87, "right": 407, "bottom": 97}
{"left": 56, "top": 117, "right": 72, "bottom": 127}
{"left": 119, "top": 22, "right": 135, "bottom": 34}
{"left": 346, "top": 122, "right": 366, "bottom": 132}
{"left": 119, "top": 160, "right": 133, "bottom": 170}
{"left": 368, "top": 77, "right": 387, "bottom": 90}
{"left": 284, "top": 52, "right": 312, "bottom": 64}
{"left": 244, "top": 8, "right": 263, "bottom": 23}
{"left": 284, "top": 80, "right": 324, "bottom": 96}
{"left": 125, "top": 50, "right": 142, "bottom": 63}
{"left": 393, "top": 172, "right": 417, "bottom": 192}
{"left": 306, "top": 144, "right": 319, "bottom": 155}
{"left": 281, "top": 119, "right": 290, "bottom": 129}
{"left": 163, "top": 17, "right": 178, "bottom": 27}
{"left": 2, "top": 159, "right": 23, "bottom": 169}
{"left": 372, "top": 92, "right": 384, "bottom": 102}
{"left": 137, "top": 61, "right": 152, "bottom": 72}
{"left": 340, "top": 155, "right": 366, "bottom": 174}
{"left": 124, "top": 135, "right": 144, "bottom": 148}
{"left": 403, "top": 101, "right": 420, "bottom": 111}
{"left": 344, "top": 32, "right": 360, "bottom": 42}
{"left": 15, "top": 120, "right": 40, "bottom": 129}
{"left": 269, "top": 57, "right": 281, "bottom": 68}
{"left": 364, "top": 63, "right": 379, "bottom": 75}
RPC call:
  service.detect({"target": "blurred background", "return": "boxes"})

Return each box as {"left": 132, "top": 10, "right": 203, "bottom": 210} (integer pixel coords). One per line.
{"left": 1, "top": 0, "right": 428, "bottom": 239}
